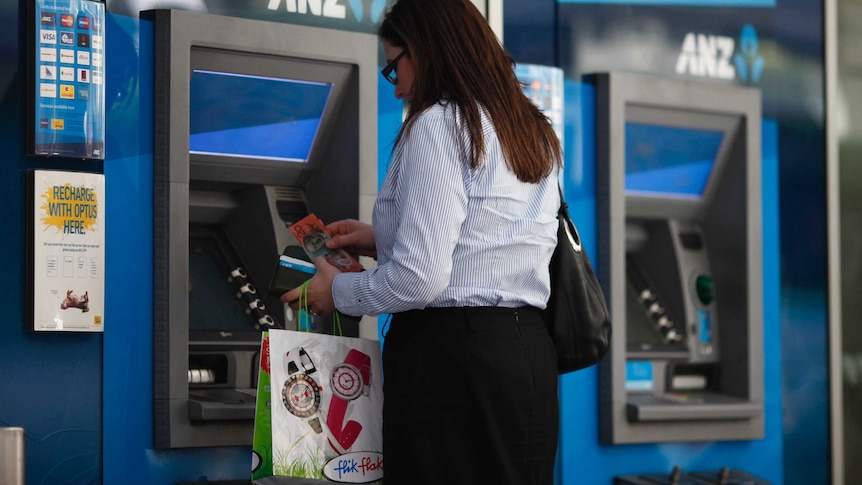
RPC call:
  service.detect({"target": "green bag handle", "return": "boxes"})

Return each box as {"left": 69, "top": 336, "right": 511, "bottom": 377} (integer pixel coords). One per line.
{"left": 297, "top": 280, "right": 342, "bottom": 336}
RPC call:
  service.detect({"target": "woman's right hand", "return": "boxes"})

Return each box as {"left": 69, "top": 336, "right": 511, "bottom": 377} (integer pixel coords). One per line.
{"left": 327, "top": 219, "right": 377, "bottom": 259}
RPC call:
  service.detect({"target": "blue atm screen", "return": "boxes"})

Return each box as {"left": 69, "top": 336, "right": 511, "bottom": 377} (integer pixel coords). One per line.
{"left": 624, "top": 123, "right": 724, "bottom": 197}
{"left": 189, "top": 70, "right": 332, "bottom": 162}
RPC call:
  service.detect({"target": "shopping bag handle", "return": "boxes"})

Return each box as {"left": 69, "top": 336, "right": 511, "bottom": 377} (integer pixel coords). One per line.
{"left": 298, "top": 280, "right": 342, "bottom": 336}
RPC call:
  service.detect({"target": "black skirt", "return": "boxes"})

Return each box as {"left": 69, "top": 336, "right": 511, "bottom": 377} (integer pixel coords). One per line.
{"left": 382, "top": 306, "right": 559, "bottom": 485}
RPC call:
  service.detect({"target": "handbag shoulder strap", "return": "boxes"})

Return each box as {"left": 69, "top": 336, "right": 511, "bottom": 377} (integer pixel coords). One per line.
{"left": 557, "top": 184, "right": 582, "bottom": 249}
{"left": 557, "top": 184, "right": 570, "bottom": 219}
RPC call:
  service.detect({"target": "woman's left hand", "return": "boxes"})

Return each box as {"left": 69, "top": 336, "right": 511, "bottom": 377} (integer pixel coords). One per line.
{"left": 281, "top": 257, "right": 341, "bottom": 315}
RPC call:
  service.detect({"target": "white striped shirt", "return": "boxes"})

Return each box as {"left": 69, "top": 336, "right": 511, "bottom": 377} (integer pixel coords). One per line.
{"left": 332, "top": 102, "right": 559, "bottom": 317}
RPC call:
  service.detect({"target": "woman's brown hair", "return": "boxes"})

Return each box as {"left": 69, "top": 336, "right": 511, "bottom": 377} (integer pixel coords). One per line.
{"left": 378, "top": 0, "right": 562, "bottom": 184}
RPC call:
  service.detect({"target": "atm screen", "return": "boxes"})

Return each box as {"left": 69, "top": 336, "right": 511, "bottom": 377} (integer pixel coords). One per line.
{"left": 624, "top": 123, "right": 723, "bottom": 198}
{"left": 189, "top": 70, "right": 332, "bottom": 162}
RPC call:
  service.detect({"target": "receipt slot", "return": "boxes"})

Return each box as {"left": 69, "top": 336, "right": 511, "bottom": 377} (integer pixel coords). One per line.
{"left": 593, "top": 72, "right": 764, "bottom": 443}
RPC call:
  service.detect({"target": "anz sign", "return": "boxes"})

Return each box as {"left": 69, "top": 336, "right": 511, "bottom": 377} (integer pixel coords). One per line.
{"left": 676, "top": 24, "right": 764, "bottom": 84}
{"left": 266, "top": 0, "right": 388, "bottom": 23}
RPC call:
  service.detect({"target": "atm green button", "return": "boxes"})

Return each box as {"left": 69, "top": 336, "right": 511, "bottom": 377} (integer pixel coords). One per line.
{"left": 696, "top": 275, "right": 715, "bottom": 305}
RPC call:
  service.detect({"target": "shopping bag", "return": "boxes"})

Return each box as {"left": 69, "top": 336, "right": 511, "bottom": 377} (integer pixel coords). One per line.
{"left": 252, "top": 326, "right": 384, "bottom": 483}
{"left": 251, "top": 331, "right": 275, "bottom": 481}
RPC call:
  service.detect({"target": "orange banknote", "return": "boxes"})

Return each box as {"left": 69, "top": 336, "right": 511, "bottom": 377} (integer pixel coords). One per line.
{"left": 289, "top": 214, "right": 363, "bottom": 273}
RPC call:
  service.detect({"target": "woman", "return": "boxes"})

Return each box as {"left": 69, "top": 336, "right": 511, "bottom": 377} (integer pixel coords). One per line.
{"left": 282, "top": 0, "right": 562, "bottom": 483}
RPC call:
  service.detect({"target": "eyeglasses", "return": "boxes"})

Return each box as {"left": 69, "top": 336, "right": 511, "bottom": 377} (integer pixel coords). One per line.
{"left": 381, "top": 50, "right": 407, "bottom": 85}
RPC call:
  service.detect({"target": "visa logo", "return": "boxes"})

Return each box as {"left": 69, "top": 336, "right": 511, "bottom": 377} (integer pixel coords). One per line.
{"left": 60, "top": 14, "right": 73, "bottom": 27}
{"left": 40, "top": 13, "right": 56, "bottom": 26}
{"left": 40, "top": 30, "right": 56, "bottom": 44}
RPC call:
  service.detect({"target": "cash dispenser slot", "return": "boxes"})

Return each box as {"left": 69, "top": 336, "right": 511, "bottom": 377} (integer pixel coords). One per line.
{"left": 626, "top": 362, "right": 761, "bottom": 422}
{"left": 188, "top": 351, "right": 260, "bottom": 422}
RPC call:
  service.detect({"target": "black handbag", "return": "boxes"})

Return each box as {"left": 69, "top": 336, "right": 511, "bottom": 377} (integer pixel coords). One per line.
{"left": 543, "top": 187, "right": 612, "bottom": 374}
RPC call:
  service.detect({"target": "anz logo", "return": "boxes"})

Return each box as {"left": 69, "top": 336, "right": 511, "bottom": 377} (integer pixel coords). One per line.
{"left": 267, "top": 0, "right": 387, "bottom": 23}
{"left": 676, "top": 24, "right": 764, "bottom": 84}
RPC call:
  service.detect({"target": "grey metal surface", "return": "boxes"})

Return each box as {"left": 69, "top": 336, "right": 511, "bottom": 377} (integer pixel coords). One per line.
{"left": 0, "top": 427, "right": 25, "bottom": 485}
{"left": 825, "top": 0, "right": 844, "bottom": 482}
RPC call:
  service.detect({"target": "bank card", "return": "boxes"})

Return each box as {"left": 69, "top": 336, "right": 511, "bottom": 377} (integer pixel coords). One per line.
{"left": 279, "top": 255, "right": 316, "bottom": 274}
{"left": 269, "top": 255, "right": 316, "bottom": 296}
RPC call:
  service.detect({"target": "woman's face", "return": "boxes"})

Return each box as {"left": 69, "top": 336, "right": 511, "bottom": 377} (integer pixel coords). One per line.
{"left": 383, "top": 40, "right": 415, "bottom": 102}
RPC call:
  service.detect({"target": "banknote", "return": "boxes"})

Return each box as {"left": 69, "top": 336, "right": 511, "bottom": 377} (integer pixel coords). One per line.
{"left": 289, "top": 214, "right": 363, "bottom": 273}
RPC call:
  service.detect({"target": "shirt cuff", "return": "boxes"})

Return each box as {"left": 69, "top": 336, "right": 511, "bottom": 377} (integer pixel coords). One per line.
{"left": 333, "top": 271, "right": 364, "bottom": 317}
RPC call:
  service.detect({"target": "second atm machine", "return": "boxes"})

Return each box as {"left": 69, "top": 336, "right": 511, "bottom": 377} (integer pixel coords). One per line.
{"left": 150, "top": 10, "right": 378, "bottom": 449}
{"left": 594, "top": 72, "right": 764, "bottom": 444}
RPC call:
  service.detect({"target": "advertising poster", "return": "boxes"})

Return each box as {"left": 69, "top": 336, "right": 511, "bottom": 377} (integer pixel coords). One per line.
{"left": 30, "top": 170, "right": 105, "bottom": 332}
{"left": 30, "top": 0, "right": 106, "bottom": 159}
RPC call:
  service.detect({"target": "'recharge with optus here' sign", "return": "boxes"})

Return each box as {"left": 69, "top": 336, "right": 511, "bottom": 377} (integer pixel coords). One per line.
{"left": 42, "top": 183, "right": 99, "bottom": 234}
{"left": 30, "top": 170, "right": 105, "bottom": 333}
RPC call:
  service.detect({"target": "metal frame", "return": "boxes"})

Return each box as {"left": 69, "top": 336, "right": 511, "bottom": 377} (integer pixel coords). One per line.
{"left": 825, "top": 0, "right": 844, "bottom": 481}
{"left": 150, "top": 8, "right": 378, "bottom": 449}
{"left": 594, "top": 71, "right": 764, "bottom": 444}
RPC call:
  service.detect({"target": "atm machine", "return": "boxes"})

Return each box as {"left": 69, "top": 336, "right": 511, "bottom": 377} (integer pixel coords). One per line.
{"left": 149, "top": 9, "right": 378, "bottom": 449}
{"left": 593, "top": 72, "right": 764, "bottom": 444}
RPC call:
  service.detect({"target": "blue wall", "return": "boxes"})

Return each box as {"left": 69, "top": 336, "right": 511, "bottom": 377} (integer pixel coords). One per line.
{"left": 0, "top": 2, "right": 102, "bottom": 483}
